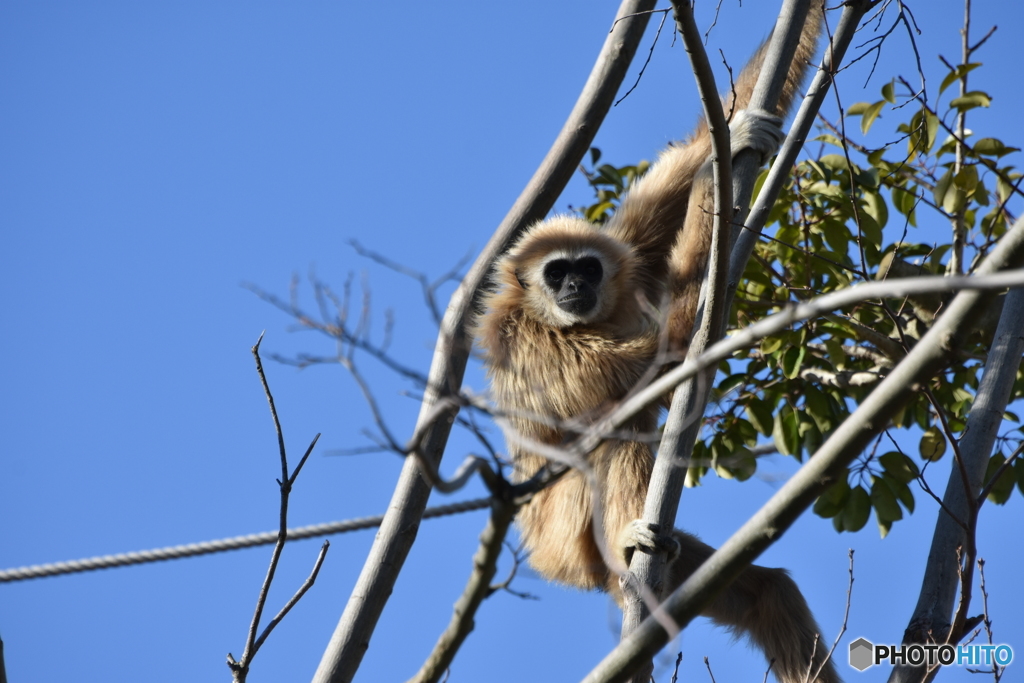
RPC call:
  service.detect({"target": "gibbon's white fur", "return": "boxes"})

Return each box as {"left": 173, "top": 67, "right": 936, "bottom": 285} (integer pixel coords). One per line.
{"left": 475, "top": 6, "right": 840, "bottom": 683}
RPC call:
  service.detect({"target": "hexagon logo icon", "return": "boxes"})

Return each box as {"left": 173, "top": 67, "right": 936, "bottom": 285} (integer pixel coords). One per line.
{"left": 849, "top": 637, "right": 874, "bottom": 671}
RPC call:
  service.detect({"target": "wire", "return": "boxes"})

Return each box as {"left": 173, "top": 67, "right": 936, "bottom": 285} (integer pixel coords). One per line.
{"left": 0, "top": 497, "right": 492, "bottom": 583}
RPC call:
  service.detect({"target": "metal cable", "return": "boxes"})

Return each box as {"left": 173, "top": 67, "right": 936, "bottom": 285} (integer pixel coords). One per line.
{"left": 0, "top": 497, "right": 492, "bottom": 583}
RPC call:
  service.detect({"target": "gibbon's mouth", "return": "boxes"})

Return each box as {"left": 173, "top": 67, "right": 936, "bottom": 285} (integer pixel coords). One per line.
{"left": 557, "top": 291, "right": 597, "bottom": 316}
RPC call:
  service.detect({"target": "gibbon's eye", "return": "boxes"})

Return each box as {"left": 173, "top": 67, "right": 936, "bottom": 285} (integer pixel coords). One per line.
{"left": 543, "top": 259, "right": 570, "bottom": 287}
{"left": 576, "top": 257, "right": 603, "bottom": 284}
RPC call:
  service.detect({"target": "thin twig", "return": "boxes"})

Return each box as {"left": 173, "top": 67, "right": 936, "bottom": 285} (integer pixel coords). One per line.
{"left": 227, "top": 336, "right": 326, "bottom": 683}
{"left": 252, "top": 540, "right": 330, "bottom": 653}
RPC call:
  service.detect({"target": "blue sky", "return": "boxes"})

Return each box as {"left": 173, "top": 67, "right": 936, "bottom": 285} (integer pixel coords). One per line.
{"left": 2, "top": 2, "right": 1022, "bottom": 682}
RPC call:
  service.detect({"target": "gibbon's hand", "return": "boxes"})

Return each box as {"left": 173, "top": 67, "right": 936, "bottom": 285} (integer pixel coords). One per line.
{"left": 729, "top": 108, "right": 786, "bottom": 165}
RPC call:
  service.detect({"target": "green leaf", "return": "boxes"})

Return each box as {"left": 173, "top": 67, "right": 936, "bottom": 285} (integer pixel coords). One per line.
{"left": 820, "top": 154, "right": 850, "bottom": 173}
{"left": 934, "top": 169, "right": 953, "bottom": 209}
{"left": 877, "top": 517, "right": 894, "bottom": 538}
{"left": 746, "top": 397, "right": 775, "bottom": 436}
{"left": 919, "top": 427, "right": 947, "bottom": 462}
{"left": 924, "top": 110, "right": 939, "bottom": 152}
{"left": 715, "top": 446, "right": 756, "bottom": 482}
{"left": 891, "top": 186, "right": 918, "bottom": 226}
{"left": 1015, "top": 457, "right": 1024, "bottom": 496}
{"left": 860, "top": 101, "right": 886, "bottom": 135}
{"left": 984, "top": 453, "right": 1016, "bottom": 504}
{"left": 862, "top": 190, "right": 889, "bottom": 230}
{"left": 718, "top": 373, "right": 748, "bottom": 394}
{"left": 812, "top": 134, "right": 844, "bottom": 149}
{"left": 803, "top": 384, "right": 834, "bottom": 433}
{"left": 761, "top": 336, "right": 783, "bottom": 355}
{"left": 943, "top": 185, "right": 967, "bottom": 215}
{"left": 882, "top": 79, "right": 897, "bottom": 104}
{"left": 846, "top": 101, "right": 872, "bottom": 115}
{"left": 824, "top": 338, "right": 847, "bottom": 371}
{"left": 871, "top": 476, "right": 903, "bottom": 522}
{"left": 685, "top": 441, "right": 708, "bottom": 488}
{"left": 773, "top": 405, "right": 801, "bottom": 457}
{"left": 939, "top": 62, "right": 981, "bottom": 95}
{"left": 589, "top": 147, "right": 602, "bottom": 166}
{"left": 949, "top": 90, "right": 992, "bottom": 111}
{"left": 997, "top": 172, "right": 1018, "bottom": 203}
{"left": 806, "top": 159, "right": 831, "bottom": 185}
{"left": 882, "top": 472, "right": 916, "bottom": 513}
{"left": 842, "top": 485, "right": 871, "bottom": 532}
{"left": 597, "top": 164, "right": 624, "bottom": 191}
{"left": 973, "top": 138, "right": 1021, "bottom": 158}
{"left": 879, "top": 451, "right": 920, "bottom": 484}
{"left": 801, "top": 418, "right": 823, "bottom": 455}
{"left": 781, "top": 345, "right": 806, "bottom": 380}
{"left": 954, "top": 164, "right": 979, "bottom": 193}
{"left": 814, "top": 477, "right": 851, "bottom": 518}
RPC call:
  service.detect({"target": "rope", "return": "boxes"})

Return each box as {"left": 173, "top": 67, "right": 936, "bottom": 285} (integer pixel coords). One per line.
{"left": 0, "top": 497, "right": 492, "bottom": 583}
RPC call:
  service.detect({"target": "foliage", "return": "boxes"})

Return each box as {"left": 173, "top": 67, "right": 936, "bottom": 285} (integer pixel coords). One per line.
{"left": 575, "top": 147, "right": 650, "bottom": 224}
{"left": 575, "top": 58, "right": 1024, "bottom": 539}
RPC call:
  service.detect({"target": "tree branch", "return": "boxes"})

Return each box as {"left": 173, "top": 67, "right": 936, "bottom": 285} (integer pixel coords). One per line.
{"left": 311, "top": 4, "right": 658, "bottom": 681}
{"left": 620, "top": 0, "right": 738, "bottom": 666}
{"left": 888, "top": 284, "right": 1024, "bottom": 683}
{"left": 227, "top": 336, "right": 326, "bottom": 683}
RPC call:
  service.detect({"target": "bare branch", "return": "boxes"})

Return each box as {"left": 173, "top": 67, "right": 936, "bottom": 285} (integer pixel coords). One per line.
{"left": 349, "top": 239, "right": 471, "bottom": 327}
{"left": 227, "top": 337, "right": 325, "bottom": 683}
{"left": 251, "top": 540, "right": 330, "bottom": 654}
{"left": 406, "top": 485, "right": 515, "bottom": 683}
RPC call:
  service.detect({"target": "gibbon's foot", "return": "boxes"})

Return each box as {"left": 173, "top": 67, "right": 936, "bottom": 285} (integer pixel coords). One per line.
{"left": 623, "top": 520, "right": 681, "bottom": 561}
{"left": 729, "top": 108, "right": 786, "bottom": 164}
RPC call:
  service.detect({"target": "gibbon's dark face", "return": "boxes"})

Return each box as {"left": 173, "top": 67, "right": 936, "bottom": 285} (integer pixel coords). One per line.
{"left": 543, "top": 256, "right": 603, "bottom": 317}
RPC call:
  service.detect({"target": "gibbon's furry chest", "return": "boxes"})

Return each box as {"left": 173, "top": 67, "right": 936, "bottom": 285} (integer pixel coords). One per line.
{"left": 488, "top": 309, "right": 658, "bottom": 438}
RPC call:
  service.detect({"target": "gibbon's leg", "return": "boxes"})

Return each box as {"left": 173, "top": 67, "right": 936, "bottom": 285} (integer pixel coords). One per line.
{"left": 599, "top": 439, "right": 657, "bottom": 569}
{"left": 668, "top": 532, "right": 842, "bottom": 683}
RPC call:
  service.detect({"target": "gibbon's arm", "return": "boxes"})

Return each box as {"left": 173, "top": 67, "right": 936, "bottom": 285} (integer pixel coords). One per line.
{"left": 605, "top": 3, "right": 822, "bottom": 325}
{"left": 665, "top": 109, "right": 786, "bottom": 352}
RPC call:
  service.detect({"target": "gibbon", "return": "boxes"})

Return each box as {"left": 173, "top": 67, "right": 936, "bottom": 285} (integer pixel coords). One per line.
{"left": 475, "top": 6, "right": 840, "bottom": 683}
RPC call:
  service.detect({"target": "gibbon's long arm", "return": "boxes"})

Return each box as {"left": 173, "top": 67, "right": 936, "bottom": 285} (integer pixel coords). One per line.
{"left": 606, "top": 3, "right": 822, "bottom": 352}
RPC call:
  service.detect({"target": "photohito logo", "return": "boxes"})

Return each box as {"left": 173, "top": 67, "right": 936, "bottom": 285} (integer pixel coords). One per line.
{"left": 848, "top": 637, "right": 1014, "bottom": 672}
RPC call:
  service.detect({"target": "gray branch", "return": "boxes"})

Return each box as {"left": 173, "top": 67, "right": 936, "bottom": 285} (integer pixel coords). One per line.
{"left": 624, "top": 0, "right": 827, "bottom": 665}
{"left": 310, "top": 3, "right": 657, "bottom": 681}
{"left": 580, "top": 213, "right": 1024, "bottom": 682}
{"left": 888, "top": 286, "right": 1024, "bottom": 683}
{"left": 619, "top": 0, "right": 742, "bottom": 664}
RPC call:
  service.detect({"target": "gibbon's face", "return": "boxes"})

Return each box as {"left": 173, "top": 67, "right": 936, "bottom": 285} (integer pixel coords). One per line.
{"left": 519, "top": 247, "right": 615, "bottom": 327}
{"left": 542, "top": 254, "right": 603, "bottom": 317}
{"left": 501, "top": 217, "right": 633, "bottom": 329}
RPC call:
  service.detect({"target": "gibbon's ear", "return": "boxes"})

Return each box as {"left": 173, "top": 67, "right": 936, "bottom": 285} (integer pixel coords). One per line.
{"left": 514, "top": 270, "right": 529, "bottom": 290}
